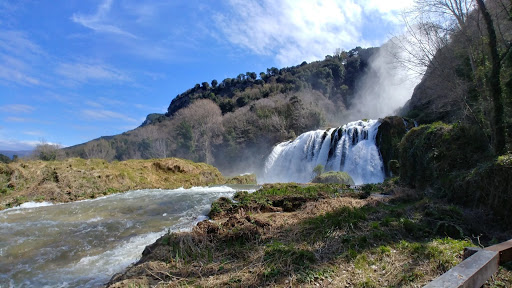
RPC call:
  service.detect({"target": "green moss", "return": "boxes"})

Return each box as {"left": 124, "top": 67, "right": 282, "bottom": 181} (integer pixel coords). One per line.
{"left": 376, "top": 116, "right": 413, "bottom": 177}
{"left": 399, "top": 122, "right": 492, "bottom": 192}
{"left": 224, "top": 173, "right": 257, "bottom": 184}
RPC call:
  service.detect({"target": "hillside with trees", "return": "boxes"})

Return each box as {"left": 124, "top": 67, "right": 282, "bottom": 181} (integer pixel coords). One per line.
{"left": 64, "top": 47, "right": 378, "bottom": 174}
{"left": 399, "top": 0, "right": 512, "bottom": 154}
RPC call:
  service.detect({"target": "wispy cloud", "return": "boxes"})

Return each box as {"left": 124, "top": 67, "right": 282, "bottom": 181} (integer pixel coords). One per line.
{"left": 0, "top": 139, "right": 39, "bottom": 150}
{"left": 5, "top": 117, "right": 34, "bottom": 123}
{"left": 82, "top": 109, "right": 138, "bottom": 123}
{"left": 0, "top": 30, "right": 45, "bottom": 86}
{"left": 214, "top": 0, "right": 413, "bottom": 66}
{"left": 85, "top": 100, "right": 104, "bottom": 108}
{"left": 0, "top": 104, "right": 35, "bottom": 113}
{"left": 0, "top": 64, "right": 41, "bottom": 86}
{"left": 361, "top": 0, "right": 414, "bottom": 24}
{"left": 56, "top": 62, "right": 131, "bottom": 85}
{"left": 0, "top": 30, "right": 44, "bottom": 58}
{"left": 71, "top": 0, "right": 136, "bottom": 38}
{"left": 23, "top": 130, "right": 44, "bottom": 137}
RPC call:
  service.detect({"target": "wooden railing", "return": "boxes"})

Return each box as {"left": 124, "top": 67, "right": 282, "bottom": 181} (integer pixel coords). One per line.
{"left": 424, "top": 239, "right": 512, "bottom": 287}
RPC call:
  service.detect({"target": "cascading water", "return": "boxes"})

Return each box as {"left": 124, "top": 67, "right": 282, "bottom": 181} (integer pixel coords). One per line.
{"left": 261, "top": 119, "right": 384, "bottom": 184}
{"left": 0, "top": 185, "right": 257, "bottom": 287}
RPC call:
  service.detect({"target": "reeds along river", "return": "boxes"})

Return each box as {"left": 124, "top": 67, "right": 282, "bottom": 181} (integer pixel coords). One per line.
{"left": 0, "top": 186, "right": 257, "bottom": 287}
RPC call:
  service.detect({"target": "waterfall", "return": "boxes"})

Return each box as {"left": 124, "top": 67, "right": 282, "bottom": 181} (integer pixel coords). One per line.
{"left": 261, "top": 119, "right": 384, "bottom": 185}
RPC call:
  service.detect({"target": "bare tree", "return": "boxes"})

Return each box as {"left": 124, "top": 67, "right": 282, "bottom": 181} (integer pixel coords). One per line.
{"left": 83, "top": 139, "right": 115, "bottom": 160}
{"left": 32, "top": 139, "right": 64, "bottom": 161}
{"left": 393, "top": 0, "right": 475, "bottom": 74}
{"left": 173, "top": 99, "right": 224, "bottom": 164}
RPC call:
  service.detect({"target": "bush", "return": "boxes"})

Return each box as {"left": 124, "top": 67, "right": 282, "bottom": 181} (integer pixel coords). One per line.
{"left": 313, "top": 164, "right": 324, "bottom": 177}
{"left": 312, "top": 171, "right": 355, "bottom": 185}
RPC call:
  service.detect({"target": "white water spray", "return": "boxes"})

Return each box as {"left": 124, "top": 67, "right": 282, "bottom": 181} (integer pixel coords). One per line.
{"left": 261, "top": 119, "right": 384, "bottom": 184}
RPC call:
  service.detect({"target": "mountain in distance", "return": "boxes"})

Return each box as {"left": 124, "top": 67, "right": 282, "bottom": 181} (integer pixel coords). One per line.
{"left": 0, "top": 150, "right": 32, "bottom": 159}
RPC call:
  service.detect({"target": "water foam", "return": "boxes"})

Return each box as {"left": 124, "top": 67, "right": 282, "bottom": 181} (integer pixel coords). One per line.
{"left": 261, "top": 119, "right": 385, "bottom": 184}
{"left": 0, "top": 186, "right": 247, "bottom": 287}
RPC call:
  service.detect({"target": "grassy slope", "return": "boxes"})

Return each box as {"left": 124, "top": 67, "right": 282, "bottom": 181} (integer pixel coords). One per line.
{"left": 107, "top": 183, "right": 511, "bottom": 287}
{"left": 0, "top": 158, "right": 225, "bottom": 209}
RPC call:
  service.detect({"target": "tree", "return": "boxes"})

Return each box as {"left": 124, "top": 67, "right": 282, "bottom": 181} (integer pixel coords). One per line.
{"left": 394, "top": 0, "right": 474, "bottom": 74}
{"left": 0, "top": 153, "right": 11, "bottom": 163}
{"left": 246, "top": 72, "right": 257, "bottom": 81}
{"left": 83, "top": 139, "right": 115, "bottom": 160}
{"left": 176, "top": 121, "right": 194, "bottom": 157}
{"left": 313, "top": 164, "right": 324, "bottom": 177}
{"left": 476, "top": 0, "right": 506, "bottom": 154}
{"left": 400, "top": 0, "right": 510, "bottom": 154}
{"left": 173, "top": 99, "right": 224, "bottom": 164}
{"left": 211, "top": 79, "right": 218, "bottom": 88}
{"left": 33, "top": 140, "right": 63, "bottom": 161}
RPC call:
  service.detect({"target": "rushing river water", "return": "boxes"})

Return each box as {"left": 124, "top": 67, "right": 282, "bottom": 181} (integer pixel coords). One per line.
{"left": 0, "top": 185, "right": 257, "bottom": 287}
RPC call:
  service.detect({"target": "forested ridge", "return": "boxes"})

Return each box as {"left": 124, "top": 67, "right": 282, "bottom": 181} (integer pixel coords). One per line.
{"left": 64, "top": 47, "right": 378, "bottom": 174}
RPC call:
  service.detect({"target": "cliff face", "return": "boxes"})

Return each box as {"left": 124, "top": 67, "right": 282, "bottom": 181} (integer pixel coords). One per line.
{"left": 399, "top": 45, "right": 468, "bottom": 124}
{"left": 376, "top": 116, "right": 414, "bottom": 177}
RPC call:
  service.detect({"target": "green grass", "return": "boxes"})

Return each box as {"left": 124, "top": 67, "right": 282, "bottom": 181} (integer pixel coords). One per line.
{"left": 303, "top": 206, "right": 368, "bottom": 238}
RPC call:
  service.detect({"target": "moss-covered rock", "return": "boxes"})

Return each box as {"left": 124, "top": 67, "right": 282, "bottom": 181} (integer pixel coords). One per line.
{"left": 452, "top": 155, "right": 512, "bottom": 225}
{"left": 224, "top": 173, "right": 257, "bottom": 184}
{"left": 311, "top": 171, "right": 355, "bottom": 185}
{"left": 398, "top": 122, "right": 512, "bottom": 227}
{"left": 398, "top": 122, "right": 491, "bottom": 190}
{"left": 376, "top": 116, "right": 414, "bottom": 177}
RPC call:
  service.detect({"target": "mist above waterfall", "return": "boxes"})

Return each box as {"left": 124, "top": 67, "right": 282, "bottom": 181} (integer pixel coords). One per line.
{"left": 342, "top": 41, "right": 423, "bottom": 123}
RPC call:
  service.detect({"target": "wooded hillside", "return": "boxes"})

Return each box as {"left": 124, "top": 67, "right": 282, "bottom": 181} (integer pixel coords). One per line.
{"left": 64, "top": 47, "right": 378, "bottom": 174}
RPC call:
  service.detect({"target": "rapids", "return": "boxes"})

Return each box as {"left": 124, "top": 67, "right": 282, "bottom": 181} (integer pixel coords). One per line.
{"left": 0, "top": 186, "right": 257, "bottom": 287}
{"left": 261, "top": 119, "right": 384, "bottom": 184}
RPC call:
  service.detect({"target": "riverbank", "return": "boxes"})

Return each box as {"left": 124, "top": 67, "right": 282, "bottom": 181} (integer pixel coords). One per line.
{"left": 0, "top": 158, "right": 228, "bottom": 209}
{"left": 107, "top": 183, "right": 512, "bottom": 287}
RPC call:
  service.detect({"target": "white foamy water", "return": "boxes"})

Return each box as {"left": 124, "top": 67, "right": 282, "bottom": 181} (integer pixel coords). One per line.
{"left": 261, "top": 119, "right": 384, "bottom": 184}
{"left": 0, "top": 185, "right": 256, "bottom": 287}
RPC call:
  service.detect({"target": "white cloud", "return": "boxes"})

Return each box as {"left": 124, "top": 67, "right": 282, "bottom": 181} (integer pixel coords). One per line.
{"left": 0, "top": 30, "right": 44, "bottom": 58}
{"left": 71, "top": 0, "right": 136, "bottom": 38}
{"left": 5, "top": 117, "right": 37, "bottom": 123}
{"left": 23, "top": 130, "right": 44, "bottom": 137}
{"left": 214, "top": 0, "right": 413, "bottom": 66}
{"left": 82, "top": 109, "right": 138, "bottom": 123}
{"left": 0, "top": 104, "right": 35, "bottom": 113}
{"left": 0, "top": 30, "right": 45, "bottom": 86}
{"left": 56, "top": 62, "right": 131, "bottom": 85}
{"left": 0, "top": 139, "right": 39, "bottom": 151}
{"left": 85, "top": 100, "right": 104, "bottom": 108}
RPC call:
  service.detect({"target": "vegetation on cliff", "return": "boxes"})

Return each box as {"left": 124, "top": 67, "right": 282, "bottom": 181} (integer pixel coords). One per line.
{"left": 399, "top": 122, "right": 512, "bottom": 226}
{"left": 400, "top": 0, "right": 512, "bottom": 154}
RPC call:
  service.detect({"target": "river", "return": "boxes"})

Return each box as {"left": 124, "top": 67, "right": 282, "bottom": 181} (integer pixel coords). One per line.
{"left": 0, "top": 185, "right": 257, "bottom": 287}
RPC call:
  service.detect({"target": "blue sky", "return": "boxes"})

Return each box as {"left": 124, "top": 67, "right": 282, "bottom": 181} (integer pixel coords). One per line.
{"left": 0, "top": 0, "right": 413, "bottom": 151}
